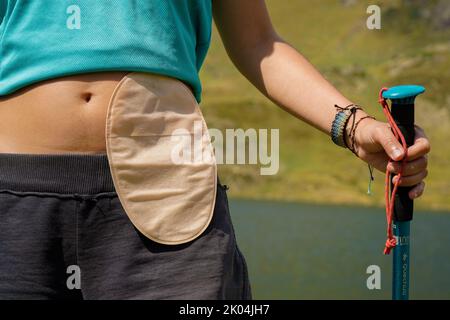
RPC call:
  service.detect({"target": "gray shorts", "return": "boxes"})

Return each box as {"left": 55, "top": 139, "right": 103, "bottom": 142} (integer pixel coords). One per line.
{"left": 0, "top": 153, "right": 251, "bottom": 300}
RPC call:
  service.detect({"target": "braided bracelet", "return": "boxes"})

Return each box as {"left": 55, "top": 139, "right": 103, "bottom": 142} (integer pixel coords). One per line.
{"left": 348, "top": 115, "right": 376, "bottom": 155}
{"left": 331, "top": 104, "right": 362, "bottom": 148}
{"left": 331, "top": 104, "right": 377, "bottom": 196}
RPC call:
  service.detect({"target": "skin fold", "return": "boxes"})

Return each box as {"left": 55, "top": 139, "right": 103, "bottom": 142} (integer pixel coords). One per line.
{"left": 0, "top": 0, "right": 429, "bottom": 199}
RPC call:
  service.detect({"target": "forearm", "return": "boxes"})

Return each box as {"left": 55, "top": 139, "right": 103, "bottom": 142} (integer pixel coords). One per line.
{"left": 213, "top": 0, "right": 429, "bottom": 198}
{"left": 232, "top": 36, "right": 368, "bottom": 135}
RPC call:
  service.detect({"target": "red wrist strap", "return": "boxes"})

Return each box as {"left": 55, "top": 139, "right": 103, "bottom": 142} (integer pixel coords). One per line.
{"left": 379, "top": 88, "right": 409, "bottom": 255}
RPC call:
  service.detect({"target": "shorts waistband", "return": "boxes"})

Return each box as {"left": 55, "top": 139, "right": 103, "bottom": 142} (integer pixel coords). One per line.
{"left": 0, "top": 153, "right": 115, "bottom": 195}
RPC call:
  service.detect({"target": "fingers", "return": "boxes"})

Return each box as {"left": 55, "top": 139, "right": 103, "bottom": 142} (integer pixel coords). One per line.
{"left": 363, "top": 123, "right": 429, "bottom": 193}
{"left": 374, "top": 125, "right": 405, "bottom": 161}
{"left": 388, "top": 126, "right": 429, "bottom": 188}
{"left": 374, "top": 124, "right": 431, "bottom": 162}
{"left": 406, "top": 125, "right": 431, "bottom": 161}
{"left": 387, "top": 156, "right": 427, "bottom": 175}
{"left": 409, "top": 181, "right": 425, "bottom": 199}
{"left": 392, "top": 169, "right": 428, "bottom": 187}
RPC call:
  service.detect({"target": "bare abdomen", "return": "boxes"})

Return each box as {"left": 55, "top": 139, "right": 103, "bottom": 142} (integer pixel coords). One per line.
{"left": 0, "top": 72, "right": 129, "bottom": 154}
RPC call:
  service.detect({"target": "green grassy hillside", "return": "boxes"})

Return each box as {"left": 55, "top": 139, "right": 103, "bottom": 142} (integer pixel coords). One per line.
{"left": 200, "top": 0, "right": 450, "bottom": 210}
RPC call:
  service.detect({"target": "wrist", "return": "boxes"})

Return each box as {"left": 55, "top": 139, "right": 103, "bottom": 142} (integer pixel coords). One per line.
{"left": 344, "top": 110, "right": 366, "bottom": 148}
{"left": 330, "top": 104, "right": 362, "bottom": 148}
{"left": 345, "top": 111, "right": 377, "bottom": 155}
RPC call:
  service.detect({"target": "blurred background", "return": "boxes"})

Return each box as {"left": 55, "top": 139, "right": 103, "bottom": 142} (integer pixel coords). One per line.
{"left": 200, "top": 0, "right": 450, "bottom": 299}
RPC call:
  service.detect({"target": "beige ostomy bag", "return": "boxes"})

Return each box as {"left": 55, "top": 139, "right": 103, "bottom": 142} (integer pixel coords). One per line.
{"left": 105, "top": 72, "right": 217, "bottom": 245}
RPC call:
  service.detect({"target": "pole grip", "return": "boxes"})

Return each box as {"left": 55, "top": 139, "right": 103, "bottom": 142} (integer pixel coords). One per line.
{"left": 390, "top": 102, "right": 415, "bottom": 222}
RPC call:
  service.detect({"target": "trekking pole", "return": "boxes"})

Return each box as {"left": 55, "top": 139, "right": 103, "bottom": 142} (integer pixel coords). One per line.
{"left": 380, "top": 85, "right": 425, "bottom": 300}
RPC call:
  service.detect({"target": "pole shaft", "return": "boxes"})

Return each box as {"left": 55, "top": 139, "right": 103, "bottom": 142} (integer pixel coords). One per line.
{"left": 392, "top": 221, "right": 410, "bottom": 300}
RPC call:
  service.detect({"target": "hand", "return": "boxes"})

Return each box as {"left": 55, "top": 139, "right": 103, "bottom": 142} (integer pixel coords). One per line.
{"left": 350, "top": 116, "right": 430, "bottom": 200}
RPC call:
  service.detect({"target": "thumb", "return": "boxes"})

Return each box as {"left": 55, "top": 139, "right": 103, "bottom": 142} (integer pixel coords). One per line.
{"left": 375, "top": 125, "right": 405, "bottom": 161}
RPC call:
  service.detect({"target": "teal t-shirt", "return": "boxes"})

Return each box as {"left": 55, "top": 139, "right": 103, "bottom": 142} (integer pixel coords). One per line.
{"left": 0, "top": 0, "right": 212, "bottom": 102}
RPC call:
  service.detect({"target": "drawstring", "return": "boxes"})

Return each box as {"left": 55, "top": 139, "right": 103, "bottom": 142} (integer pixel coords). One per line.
{"left": 72, "top": 193, "right": 108, "bottom": 216}
{"left": 71, "top": 194, "right": 110, "bottom": 264}
{"left": 367, "top": 164, "right": 374, "bottom": 195}
{"left": 378, "top": 88, "right": 409, "bottom": 255}
{"left": 86, "top": 198, "right": 106, "bottom": 216}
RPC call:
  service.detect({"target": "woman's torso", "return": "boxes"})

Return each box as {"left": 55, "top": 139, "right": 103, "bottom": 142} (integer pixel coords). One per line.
{"left": 0, "top": 1, "right": 213, "bottom": 154}
{"left": 0, "top": 72, "right": 129, "bottom": 154}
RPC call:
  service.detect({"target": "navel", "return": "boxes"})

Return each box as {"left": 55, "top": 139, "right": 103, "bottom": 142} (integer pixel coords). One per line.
{"left": 81, "top": 92, "right": 93, "bottom": 103}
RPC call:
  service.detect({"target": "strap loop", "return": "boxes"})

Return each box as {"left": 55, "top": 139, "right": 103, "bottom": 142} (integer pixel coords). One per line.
{"left": 379, "top": 88, "right": 408, "bottom": 255}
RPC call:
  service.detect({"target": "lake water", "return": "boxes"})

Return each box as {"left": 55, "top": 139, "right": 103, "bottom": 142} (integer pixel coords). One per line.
{"left": 229, "top": 199, "right": 450, "bottom": 300}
